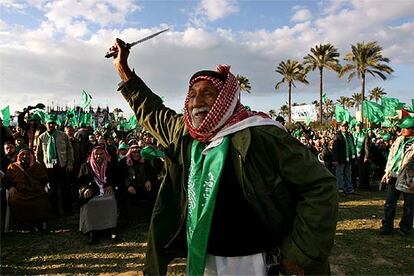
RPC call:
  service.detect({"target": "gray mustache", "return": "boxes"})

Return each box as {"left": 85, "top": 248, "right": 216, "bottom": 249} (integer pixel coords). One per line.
{"left": 192, "top": 106, "right": 210, "bottom": 117}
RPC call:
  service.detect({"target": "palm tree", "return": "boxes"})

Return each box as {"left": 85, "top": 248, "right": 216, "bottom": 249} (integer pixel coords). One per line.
{"left": 304, "top": 43, "right": 341, "bottom": 123}
{"left": 339, "top": 41, "right": 393, "bottom": 120}
{"left": 369, "top": 86, "right": 386, "bottom": 102}
{"left": 351, "top": 92, "right": 363, "bottom": 111}
{"left": 275, "top": 59, "right": 309, "bottom": 124}
{"left": 279, "top": 104, "right": 289, "bottom": 117}
{"left": 236, "top": 75, "right": 251, "bottom": 93}
{"left": 337, "top": 96, "right": 350, "bottom": 108}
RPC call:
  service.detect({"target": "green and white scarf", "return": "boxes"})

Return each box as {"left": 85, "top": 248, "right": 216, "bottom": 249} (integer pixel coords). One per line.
{"left": 342, "top": 132, "right": 356, "bottom": 161}
{"left": 187, "top": 137, "right": 230, "bottom": 276}
{"left": 391, "top": 137, "right": 414, "bottom": 173}
{"left": 45, "top": 131, "right": 57, "bottom": 168}
{"left": 353, "top": 131, "right": 365, "bottom": 158}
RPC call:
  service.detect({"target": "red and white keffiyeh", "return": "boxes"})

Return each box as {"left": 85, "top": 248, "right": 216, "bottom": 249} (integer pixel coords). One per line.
{"left": 184, "top": 64, "right": 270, "bottom": 143}
{"left": 89, "top": 146, "right": 111, "bottom": 187}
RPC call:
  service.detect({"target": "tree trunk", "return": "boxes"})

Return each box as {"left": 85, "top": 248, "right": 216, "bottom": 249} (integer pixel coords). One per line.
{"left": 319, "top": 68, "right": 323, "bottom": 124}
{"left": 361, "top": 72, "right": 365, "bottom": 125}
{"left": 288, "top": 82, "right": 292, "bottom": 125}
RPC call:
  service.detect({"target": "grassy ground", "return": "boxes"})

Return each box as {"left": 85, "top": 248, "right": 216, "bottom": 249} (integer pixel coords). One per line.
{"left": 1, "top": 189, "right": 413, "bottom": 275}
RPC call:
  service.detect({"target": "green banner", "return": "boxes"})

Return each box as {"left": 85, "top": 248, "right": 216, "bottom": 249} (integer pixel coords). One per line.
{"left": 363, "top": 100, "right": 384, "bottom": 123}
{"left": 80, "top": 90, "right": 92, "bottom": 110}
{"left": 1, "top": 106, "right": 10, "bottom": 127}
{"left": 335, "top": 104, "right": 350, "bottom": 123}
{"left": 381, "top": 97, "right": 404, "bottom": 116}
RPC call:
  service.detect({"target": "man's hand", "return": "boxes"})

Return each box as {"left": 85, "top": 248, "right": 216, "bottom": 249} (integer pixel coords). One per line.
{"left": 128, "top": 186, "right": 136, "bottom": 194}
{"left": 280, "top": 258, "right": 304, "bottom": 276}
{"left": 111, "top": 38, "right": 133, "bottom": 82}
{"left": 144, "top": 180, "right": 151, "bottom": 192}
{"left": 381, "top": 174, "right": 389, "bottom": 184}
{"left": 8, "top": 187, "right": 17, "bottom": 198}
{"left": 104, "top": 186, "right": 114, "bottom": 196}
{"left": 83, "top": 188, "right": 93, "bottom": 198}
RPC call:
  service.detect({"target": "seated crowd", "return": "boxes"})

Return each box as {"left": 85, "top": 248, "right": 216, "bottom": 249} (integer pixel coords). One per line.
{"left": 0, "top": 107, "right": 164, "bottom": 244}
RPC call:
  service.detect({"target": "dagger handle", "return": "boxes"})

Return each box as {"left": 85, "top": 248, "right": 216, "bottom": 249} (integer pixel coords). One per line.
{"left": 105, "top": 42, "right": 131, "bottom": 58}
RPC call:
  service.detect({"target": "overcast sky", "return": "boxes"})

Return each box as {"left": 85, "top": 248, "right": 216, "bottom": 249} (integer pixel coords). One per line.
{"left": 1, "top": 0, "right": 413, "bottom": 116}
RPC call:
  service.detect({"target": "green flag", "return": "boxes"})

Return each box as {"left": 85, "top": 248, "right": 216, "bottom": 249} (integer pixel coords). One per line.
{"left": 381, "top": 97, "right": 403, "bottom": 116}
{"left": 381, "top": 118, "right": 396, "bottom": 128}
{"left": 80, "top": 112, "right": 92, "bottom": 125}
{"left": 80, "top": 90, "right": 92, "bottom": 109}
{"left": 322, "top": 93, "right": 327, "bottom": 104}
{"left": 305, "top": 114, "right": 311, "bottom": 126}
{"left": 349, "top": 117, "right": 357, "bottom": 129}
{"left": 128, "top": 114, "right": 137, "bottom": 130}
{"left": 1, "top": 106, "right": 10, "bottom": 127}
{"left": 407, "top": 99, "right": 414, "bottom": 113}
{"left": 363, "top": 100, "right": 384, "bottom": 123}
{"left": 335, "top": 104, "right": 350, "bottom": 122}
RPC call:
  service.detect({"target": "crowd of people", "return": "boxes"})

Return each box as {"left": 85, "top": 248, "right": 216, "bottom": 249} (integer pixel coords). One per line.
{"left": 0, "top": 85, "right": 412, "bottom": 274}
{"left": 0, "top": 110, "right": 165, "bottom": 244}
{"left": 1, "top": 101, "right": 412, "bottom": 240}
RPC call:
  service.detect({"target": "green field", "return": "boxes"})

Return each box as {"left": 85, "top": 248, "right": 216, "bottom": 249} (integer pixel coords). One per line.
{"left": 1, "top": 189, "right": 413, "bottom": 275}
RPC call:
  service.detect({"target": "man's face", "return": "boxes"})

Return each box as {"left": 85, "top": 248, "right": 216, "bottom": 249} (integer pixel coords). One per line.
{"left": 356, "top": 125, "right": 361, "bottom": 132}
{"left": 341, "top": 125, "right": 348, "bottom": 133}
{"left": 94, "top": 149, "right": 105, "bottom": 164}
{"left": 20, "top": 151, "right": 30, "bottom": 165}
{"left": 130, "top": 147, "right": 141, "bottom": 160}
{"left": 300, "top": 137, "right": 306, "bottom": 144}
{"left": 89, "top": 135, "right": 96, "bottom": 144}
{"left": 187, "top": 80, "right": 219, "bottom": 128}
{"left": 15, "top": 138, "right": 24, "bottom": 146}
{"left": 118, "top": 149, "right": 128, "bottom": 156}
{"left": 107, "top": 137, "right": 114, "bottom": 145}
{"left": 4, "top": 143, "right": 16, "bottom": 156}
{"left": 46, "top": 122, "right": 57, "bottom": 132}
{"left": 401, "top": 128, "right": 413, "bottom": 137}
{"left": 29, "top": 120, "right": 36, "bottom": 128}
{"left": 65, "top": 126, "right": 75, "bottom": 137}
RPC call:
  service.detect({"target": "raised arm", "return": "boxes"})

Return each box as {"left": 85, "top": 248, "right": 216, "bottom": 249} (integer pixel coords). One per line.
{"left": 111, "top": 39, "right": 185, "bottom": 147}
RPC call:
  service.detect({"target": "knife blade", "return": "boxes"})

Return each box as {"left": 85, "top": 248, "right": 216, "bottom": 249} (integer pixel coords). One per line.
{"left": 105, "top": 28, "right": 169, "bottom": 58}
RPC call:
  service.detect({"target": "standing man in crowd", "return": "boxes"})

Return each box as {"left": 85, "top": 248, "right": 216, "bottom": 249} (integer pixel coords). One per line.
{"left": 379, "top": 117, "right": 414, "bottom": 236}
{"left": 332, "top": 121, "right": 356, "bottom": 195}
{"left": 65, "top": 125, "right": 85, "bottom": 201}
{"left": 109, "top": 39, "right": 338, "bottom": 275}
{"left": 17, "top": 106, "right": 46, "bottom": 150}
{"left": 1, "top": 118, "right": 14, "bottom": 156}
{"left": 36, "top": 115, "right": 74, "bottom": 217}
{"left": 353, "top": 122, "right": 370, "bottom": 190}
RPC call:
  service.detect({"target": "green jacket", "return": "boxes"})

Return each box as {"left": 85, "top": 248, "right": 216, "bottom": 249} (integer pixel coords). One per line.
{"left": 120, "top": 75, "right": 338, "bottom": 275}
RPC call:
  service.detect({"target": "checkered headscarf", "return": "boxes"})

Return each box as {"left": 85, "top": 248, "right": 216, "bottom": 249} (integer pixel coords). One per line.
{"left": 184, "top": 64, "right": 254, "bottom": 142}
